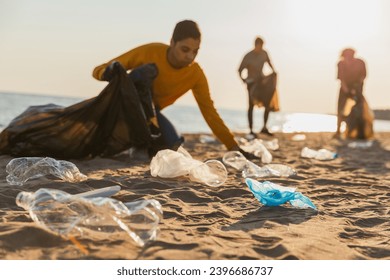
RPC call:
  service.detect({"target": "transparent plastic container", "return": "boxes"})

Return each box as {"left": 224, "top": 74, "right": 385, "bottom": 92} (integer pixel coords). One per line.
{"left": 16, "top": 188, "right": 162, "bottom": 247}
{"left": 301, "top": 147, "right": 337, "bottom": 160}
{"left": 6, "top": 157, "right": 87, "bottom": 186}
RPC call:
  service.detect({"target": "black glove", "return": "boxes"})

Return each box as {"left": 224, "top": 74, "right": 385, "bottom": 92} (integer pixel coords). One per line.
{"left": 239, "top": 148, "right": 259, "bottom": 160}
{"left": 102, "top": 61, "right": 122, "bottom": 81}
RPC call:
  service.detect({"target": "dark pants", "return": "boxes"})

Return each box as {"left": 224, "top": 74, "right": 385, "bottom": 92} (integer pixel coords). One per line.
{"left": 246, "top": 81, "right": 270, "bottom": 134}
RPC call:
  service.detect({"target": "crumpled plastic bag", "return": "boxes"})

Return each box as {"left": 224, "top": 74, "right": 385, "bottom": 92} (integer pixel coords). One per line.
{"left": 245, "top": 178, "right": 316, "bottom": 209}
{"left": 150, "top": 147, "right": 227, "bottom": 187}
{"left": 6, "top": 157, "right": 88, "bottom": 186}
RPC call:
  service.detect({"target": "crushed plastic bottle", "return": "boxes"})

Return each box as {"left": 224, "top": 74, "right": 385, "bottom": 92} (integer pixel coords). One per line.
{"left": 243, "top": 163, "right": 297, "bottom": 178}
{"left": 301, "top": 147, "right": 337, "bottom": 160}
{"left": 16, "top": 188, "right": 162, "bottom": 247}
{"left": 347, "top": 140, "right": 373, "bottom": 148}
{"left": 6, "top": 157, "right": 87, "bottom": 186}
{"left": 150, "top": 147, "right": 227, "bottom": 187}
{"left": 223, "top": 151, "right": 296, "bottom": 178}
{"left": 245, "top": 178, "right": 316, "bottom": 209}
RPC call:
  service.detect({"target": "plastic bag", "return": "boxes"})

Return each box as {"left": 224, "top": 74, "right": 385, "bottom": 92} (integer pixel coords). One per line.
{"left": 6, "top": 157, "right": 87, "bottom": 186}
{"left": 150, "top": 147, "right": 227, "bottom": 187}
{"left": 245, "top": 178, "right": 316, "bottom": 209}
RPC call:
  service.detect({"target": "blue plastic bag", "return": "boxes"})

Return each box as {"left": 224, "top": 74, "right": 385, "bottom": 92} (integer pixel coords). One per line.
{"left": 245, "top": 178, "right": 316, "bottom": 209}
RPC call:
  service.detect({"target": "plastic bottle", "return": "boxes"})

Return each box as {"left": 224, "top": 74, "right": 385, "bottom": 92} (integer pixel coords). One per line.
{"left": 150, "top": 148, "right": 227, "bottom": 187}
{"left": 6, "top": 157, "right": 87, "bottom": 186}
{"left": 301, "top": 147, "right": 337, "bottom": 160}
{"left": 16, "top": 188, "right": 162, "bottom": 247}
{"left": 242, "top": 162, "right": 297, "bottom": 178}
{"left": 245, "top": 178, "right": 316, "bottom": 209}
{"left": 223, "top": 151, "right": 296, "bottom": 178}
{"left": 347, "top": 140, "right": 373, "bottom": 148}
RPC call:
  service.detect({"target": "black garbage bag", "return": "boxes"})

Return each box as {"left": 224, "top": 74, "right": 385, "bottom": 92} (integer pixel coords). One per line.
{"left": 0, "top": 64, "right": 157, "bottom": 159}
{"left": 249, "top": 72, "right": 280, "bottom": 111}
{"left": 345, "top": 94, "right": 374, "bottom": 139}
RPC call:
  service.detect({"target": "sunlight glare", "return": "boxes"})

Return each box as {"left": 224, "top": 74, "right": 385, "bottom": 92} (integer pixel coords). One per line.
{"left": 277, "top": 113, "right": 337, "bottom": 133}
{"left": 286, "top": 0, "right": 381, "bottom": 45}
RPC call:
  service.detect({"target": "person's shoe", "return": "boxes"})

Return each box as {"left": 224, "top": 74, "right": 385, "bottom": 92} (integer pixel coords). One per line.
{"left": 260, "top": 127, "right": 274, "bottom": 136}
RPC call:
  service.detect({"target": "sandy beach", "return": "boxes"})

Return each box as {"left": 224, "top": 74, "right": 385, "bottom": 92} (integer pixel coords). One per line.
{"left": 0, "top": 132, "right": 389, "bottom": 260}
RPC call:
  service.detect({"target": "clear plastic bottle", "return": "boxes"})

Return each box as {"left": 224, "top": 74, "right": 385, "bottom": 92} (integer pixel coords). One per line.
{"left": 6, "top": 157, "right": 87, "bottom": 186}
{"left": 242, "top": 162, "right": 297, "bottom": 178}
{"left": 223, "top": 151, "right": 296, "bottom": 178}
{"left": 301, "top": 147, "right": 337, "bottom": 160}
{"left": 16, "top": 188, "right": 163, "bottom": 247}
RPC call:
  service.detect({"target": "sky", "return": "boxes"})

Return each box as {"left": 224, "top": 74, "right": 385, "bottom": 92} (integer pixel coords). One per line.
{"left": 1, "top": 0, "right": 390, "bottom": 114}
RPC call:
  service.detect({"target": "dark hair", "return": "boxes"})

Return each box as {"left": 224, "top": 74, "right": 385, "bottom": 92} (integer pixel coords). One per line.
{"left": 341, "top": 48, "right": 355, "bottom": 58}
{"left": 172, "top": 20, "right": 201, "bottom": 43}
{"left": 255, "top": 37, "right": 264, "bottom": 46}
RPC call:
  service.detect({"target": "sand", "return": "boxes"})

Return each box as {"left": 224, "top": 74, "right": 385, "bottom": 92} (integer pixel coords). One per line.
{"left": 0, "top": 132, "right": 389, "bottom": 260}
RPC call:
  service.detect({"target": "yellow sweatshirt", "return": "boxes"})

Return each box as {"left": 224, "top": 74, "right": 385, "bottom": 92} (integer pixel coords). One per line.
{"left": 93, "top": 43, "right": 237, "bottom": 150}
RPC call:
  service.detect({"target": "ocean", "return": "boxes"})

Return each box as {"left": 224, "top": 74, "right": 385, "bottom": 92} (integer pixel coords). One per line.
{"left": 1, "top": 91, "right": 390, "bottom": 134}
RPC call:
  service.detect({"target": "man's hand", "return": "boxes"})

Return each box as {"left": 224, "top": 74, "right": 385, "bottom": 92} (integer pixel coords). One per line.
{"left": 238, "top": 148, "right": 259, "bottom": 160}
{"left": 102, "top": 61, "right": 122, "bottom": 81}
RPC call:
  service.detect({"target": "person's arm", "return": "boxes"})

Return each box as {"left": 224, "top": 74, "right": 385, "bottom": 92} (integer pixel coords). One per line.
{"left": 92, "top": 44, "right": 148, "bottom": 81}
{"left": 337, "top": 61, "right": 349, "bottom": 93}
{"left": 238, "top": 55, "right": 248, "bottom": 82}
{"left": 266, "top": 52, "right": 275, "bottom": 73}
{"left": 192, "top": 70, "right": 238, "bottom": 150}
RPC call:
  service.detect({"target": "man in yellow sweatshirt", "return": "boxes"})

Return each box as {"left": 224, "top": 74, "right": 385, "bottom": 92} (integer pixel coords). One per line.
{"left": 92, "top": 20, "right": 240, "bottom": 153}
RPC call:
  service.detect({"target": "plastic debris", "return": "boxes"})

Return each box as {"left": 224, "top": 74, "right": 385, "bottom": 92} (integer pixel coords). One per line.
{"left": 16, "top": 188, "right": 162, "bottom": 247}
{"left": 150, "top": 147, "right": 227, "bottom": 187}
{"left": 223, "top": 151, "right": 296, "bottom": 178}
{"left": 199, "top": 134, "right": 216, "bottom": 143}
{"left": 301, "top": 147, "right": 337, "bottom": 160}
{"left": 6, "top": 157, "right": 87, "bottom": 186}
{"left": 245, "top": 178, "right": 316, "bottom": 209}
{"left": 291, "top": 134, "right": 306, "bottom": 141}
{"left": 347, "top": 140, "right": 373, "bottom": 148}
{"left": 240, "top": 139, "right": 273, "bottom": 163}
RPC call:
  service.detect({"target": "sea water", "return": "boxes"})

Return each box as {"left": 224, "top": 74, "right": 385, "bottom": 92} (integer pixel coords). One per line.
{"left": 1, "top": 91, "right": 390, "bottom": 133}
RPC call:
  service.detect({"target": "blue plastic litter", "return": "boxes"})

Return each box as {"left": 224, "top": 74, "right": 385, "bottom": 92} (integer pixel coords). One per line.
{"left": 245, "top": 178, "right": 316, "bottom": 209}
